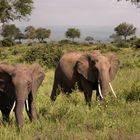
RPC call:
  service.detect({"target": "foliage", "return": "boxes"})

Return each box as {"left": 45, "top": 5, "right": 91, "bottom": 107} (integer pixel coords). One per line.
{"left": 85, "top": 36, "right": 94, "bottom": 44}
{"left": 36, "top": 28, "right": 51, "bottom": 42}
{"left": 1, "top": 38, "right": 15, "bottom": 47}
{"left": 1, "top": 24, "right": 20, "bottom": 39}
{"left": 96, "top": 43, "right": 119, "bottom": 52}
{"left": 110, "top": 33, "right": 122, "bottom": 43}
{"left": 0, "top": 0, "right": 33, "bottom": 23}
{"left": 118, "top": 0, "right": 140, "bottom": 6}
{"left": 0, "top": 44, "right": 140, "bottom": 139}
{"left": 116, "top": 41, "right": 131, "bottom": 48}
{"left": 134, "top": 38, "right": 140, "bottom": 48}
{"left": 15, "top": 32, "right": 25, "bottom": 42}
{"left": 24, "top": 25, "right": 36, "bottom": 40}
{"left": 58, "top": 39, "right": 72, "bottom": 44}
{"left": 114, "top": 22, "right": 136, "bottom": 40}
{"left": 65, "top": 28, "right": 80, "bottom": 42}
{"left": 23, "top": 45, "right": 63, "bottom": 68}
{"left": 124, "top": 80, "right": 140, "bottom": 102}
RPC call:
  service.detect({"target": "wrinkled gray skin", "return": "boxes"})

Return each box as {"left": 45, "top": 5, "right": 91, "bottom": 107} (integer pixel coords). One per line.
{"left": 50, "top": 50, "right": 119, "bottom": 105}
{"left": 0, "top": 63, "right": 45, "bottom": 127}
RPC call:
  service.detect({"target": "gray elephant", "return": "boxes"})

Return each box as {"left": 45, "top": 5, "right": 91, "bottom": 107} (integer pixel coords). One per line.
{"left": 0, "top": 63, "right": 45, "bottom": 127}
{"left": 50, "top": 50, "right": 119, "bottom": 105}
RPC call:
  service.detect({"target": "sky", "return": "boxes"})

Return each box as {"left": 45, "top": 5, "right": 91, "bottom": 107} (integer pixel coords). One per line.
{"left": 13, "top": 0, "right": 140, "bottom": 28}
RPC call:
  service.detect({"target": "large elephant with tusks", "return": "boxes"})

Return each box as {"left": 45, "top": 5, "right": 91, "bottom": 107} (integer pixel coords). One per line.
{"left": 50, "top": 50, "right": 119, "bottom": 105}
{"left": 0, "top": 63, "right": 45, "bottom": 127}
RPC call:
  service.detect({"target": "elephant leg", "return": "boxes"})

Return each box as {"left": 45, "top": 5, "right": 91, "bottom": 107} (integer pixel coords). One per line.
{"left": 15, "top": 100, "right": 24, "bottom": 127}
{"left": 50, "top": 80, "right": 61, "bottom": 101}
{"left": 81, "top": 79, "right": 93, "bottom": 106}
{"left": 25, "top": 92, "right": 37, "bottom": 122}
{"left": 1, "top": 109, "right": 10, "bottom": 122}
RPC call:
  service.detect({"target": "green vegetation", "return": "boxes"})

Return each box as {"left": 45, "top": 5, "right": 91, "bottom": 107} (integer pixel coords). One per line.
{"left": 1, "top": 24, "right": 20, "bottom": 39}
{"left": 85, "top": 36, "right": 94, "bottom": 44}
{"left": 36, "top": 28, "right": 51, "bottom": 43}
{"left": 23, "top": 44, "right": 63, "bottom": 68}
{"left": 0, "top": 0, "right": 33, "bottom": 23}
{"left": 117, "top": 0, "right": 140, "bottom": 6}
{"left": 114, "top": 22, "right": 136, "bottom": 41}
{"left": 65, "top": 28, "right": 81, "bottom": 42}
{"left": 0, "top": 42, "right": 140, "bottom": 139}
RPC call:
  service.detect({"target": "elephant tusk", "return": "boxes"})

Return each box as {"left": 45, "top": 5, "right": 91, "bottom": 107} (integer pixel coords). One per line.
{"left": 109, "top": 82, "right": 117, "bottom": 98}
{"left": 25, "top": 99, "right": 29, "bottom": 111}
{"left": 10, "top": 101, "right": 16, "bottom": 114}
{"left": 98, "top": 83, "right": 104, "bottom": 99}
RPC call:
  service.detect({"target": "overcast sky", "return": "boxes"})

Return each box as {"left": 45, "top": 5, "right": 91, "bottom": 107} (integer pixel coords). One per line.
{"left": 13, "top": 0, "right": 140, "bottom": 28}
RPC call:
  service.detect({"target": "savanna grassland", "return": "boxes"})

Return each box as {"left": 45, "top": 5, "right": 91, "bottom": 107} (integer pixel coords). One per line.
{"left": 0, "top": 43, "right": 140, "bottom": 140}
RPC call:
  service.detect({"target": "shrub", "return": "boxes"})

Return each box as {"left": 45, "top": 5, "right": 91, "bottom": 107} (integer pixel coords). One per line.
{"left": 23, "top": 45, "right": 63, "bottom": 68}
{"left": 124, "top": 81, "right": 140, "bottom": 102}
{"left": 0, "top": 48, "right": 7, "bottom": 59}
{"left": 134, "top": 38, "right": 140, "bottom": 49}
{"left": 116, "top": 41, "right": 131, "bottom": 48}
{"left": 58, "top": 39, "right": 72, "bottom": 44}
{"left": 1, "top": 38, "right": 15, "bottom": 47}
{"left": 96, "top": 43, "right": 119, "bottom": 52}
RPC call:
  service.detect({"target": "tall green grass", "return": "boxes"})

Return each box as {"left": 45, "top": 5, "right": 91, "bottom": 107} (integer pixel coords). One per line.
{"left": 0, "top": 44, "right": 140, "bottom": 139}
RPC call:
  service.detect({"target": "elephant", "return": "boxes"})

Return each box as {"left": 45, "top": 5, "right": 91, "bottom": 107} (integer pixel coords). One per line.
{"left": 0, "top": 63, "right": 45, "bottom": 127}
{"left": 50, "top": 50, "right": 119, "bottom": 105}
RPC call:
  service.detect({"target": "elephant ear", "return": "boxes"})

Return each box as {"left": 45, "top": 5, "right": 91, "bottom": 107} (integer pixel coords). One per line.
{"left": 0, "top": 63, "right": 15, "bottom": 75}
{"left": 106, "top": 53, "right": 120, "bottom": 81}
{"left": 77, "top": 54, "right": 96, "bottom": 82}
{"left": 30, "top": 64, "right": 45, "bottom": 96}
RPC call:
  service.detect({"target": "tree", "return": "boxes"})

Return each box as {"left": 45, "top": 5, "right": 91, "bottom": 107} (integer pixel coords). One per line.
{"left": 85, "top": 36, "right": 94, "bottom": 44}
{"left": 1, "top": 24, "right": 20, "bottom": 39}
{"left": 65, "top": 28, "right": 80, "bottom": 42}
{"left": 0, "top": 0, "right": 33, "bottom": 24}
{"left": 117, "top": 0, "right": 140, "bottom": 5}
{"left": 24, "top": 25, "right": 36, "bottom": 41}
{"left": 15, "top": 32, "right": 25, "bottom": 43}
{"left": 114, "top": 22, "right": 136, "bottom": 40}
{"left": 110, "top": 33, "right": 122, "bottom": 43}
{"left": 36, "top": 28, "right": 51, "bottom": 43}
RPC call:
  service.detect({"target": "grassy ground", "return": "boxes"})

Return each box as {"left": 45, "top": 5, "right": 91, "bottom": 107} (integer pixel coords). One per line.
{"left": 0, "top": 44, "right": 140, "bottom": 140}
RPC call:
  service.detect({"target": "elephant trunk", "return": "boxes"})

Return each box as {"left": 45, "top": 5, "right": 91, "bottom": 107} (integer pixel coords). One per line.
{"left": 15, "top": 100, "right": 25, "bottom": 127}
{"left": 99, "top": 71, "right": 110, "bottom": 98}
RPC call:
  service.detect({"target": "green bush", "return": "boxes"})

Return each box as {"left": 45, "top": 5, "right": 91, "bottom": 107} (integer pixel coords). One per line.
{"left": 134, "top": 39, "right": 140, "bottom": 49}
{"left": 124, "top": 81, "right": 140, "bottom": 102}
{"left": 0, "top": 48, "right": 8, "bottom": 59}
{"left": 116, "top": 41, "right": 131, "bottom": 48}
{"left": 1, "top": 38, "right": 15, "bottom": 47}
{"left": 58, "top": 39, "right": 72, "bottom": 44}
{"left": 96, "top": 43, "right": 119, "bottom": 52}
{"left": 23, "top": 45, "right": 63, "bottom": 68}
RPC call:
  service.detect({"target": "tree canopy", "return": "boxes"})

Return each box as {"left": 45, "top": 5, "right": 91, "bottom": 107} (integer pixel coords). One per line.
{"left": 25, "top": 25, "right": 36, "bottom": 40}
{"left": 85, "top": 36, "right": 94, "bottom": 44}
{"left": 0, "top": 0, "right": 33, "bottom": 23}
{"left": 114, "top": 22, "right": 136, "bottom": 40}
{"left": 36, "top": 28, "right": 51, "bottom": 42}
{"left": 1, "top": 24, "right": 20, "bottom": 39}
{"left": 118, "top": 0, "right": 140, "bottom": 7}
{"left": 65, "top": 28, "right": 80, "bottom": 42}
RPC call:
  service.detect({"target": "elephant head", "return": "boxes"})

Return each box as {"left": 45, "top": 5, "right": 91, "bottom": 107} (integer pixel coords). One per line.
{"left": 0, "top": 63, "right": 45, "bottom": 127}
{"left": 77, "top": 50, "right": 119, "bottom": 98}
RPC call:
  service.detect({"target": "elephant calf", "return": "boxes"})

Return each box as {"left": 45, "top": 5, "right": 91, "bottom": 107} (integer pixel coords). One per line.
{"left": 0, "top": 63, "right": 45, "bottom": 127}
{"left": 50, "top": 50, "right": 119, "bottom": 105}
